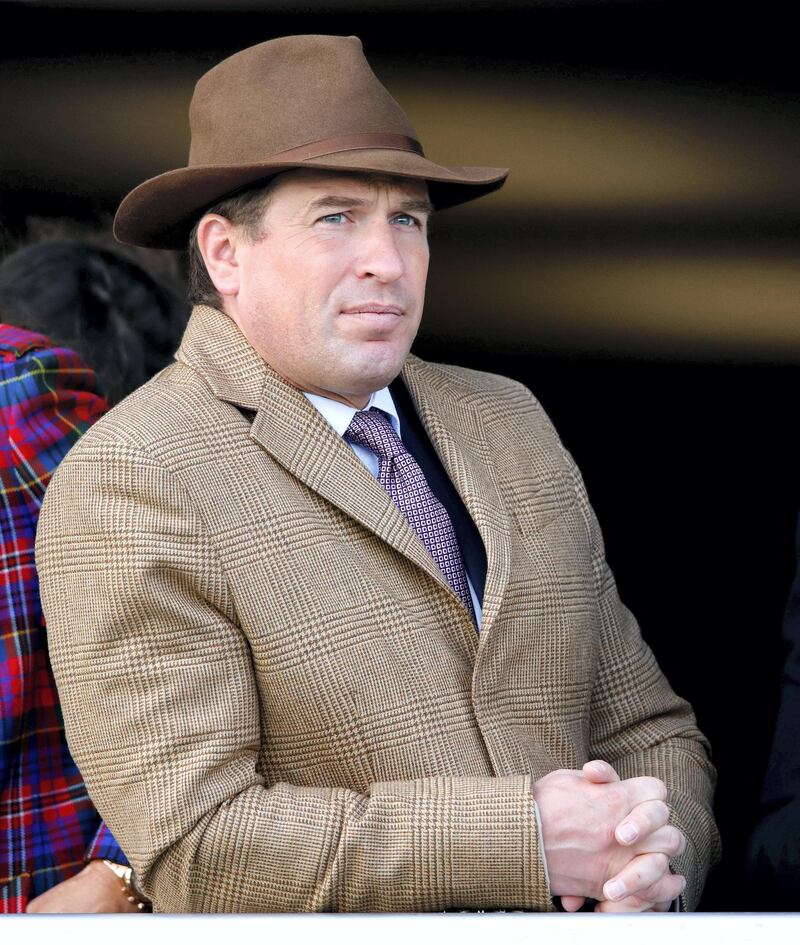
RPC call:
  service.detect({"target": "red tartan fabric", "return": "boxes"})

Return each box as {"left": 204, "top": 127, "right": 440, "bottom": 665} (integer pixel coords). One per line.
{"left": 0, "top": 323, "right": 123, "bottom": 912}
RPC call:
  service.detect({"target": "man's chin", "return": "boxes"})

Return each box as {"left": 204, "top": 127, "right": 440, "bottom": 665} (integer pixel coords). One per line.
{"left": 340, "top": 352, "right": 410, "bottom": 395}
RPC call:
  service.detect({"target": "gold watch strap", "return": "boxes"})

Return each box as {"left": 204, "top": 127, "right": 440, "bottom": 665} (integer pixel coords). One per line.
{"left": 102, "top": 859, "right": 132, "bottom": 883}
{"left": 102, "top": 859, "right": 151, "bottom": 911}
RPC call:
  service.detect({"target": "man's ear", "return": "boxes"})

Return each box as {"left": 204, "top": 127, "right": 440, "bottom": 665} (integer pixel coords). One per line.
{"left": 196, "top": 214, "right": 241, "bottom": 299}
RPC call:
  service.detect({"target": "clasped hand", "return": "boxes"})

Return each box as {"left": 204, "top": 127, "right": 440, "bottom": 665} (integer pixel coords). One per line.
{"left": 533, "top": 760, "right": 686, "bottom": 913}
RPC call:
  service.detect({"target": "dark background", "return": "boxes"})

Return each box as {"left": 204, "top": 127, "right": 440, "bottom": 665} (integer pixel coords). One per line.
{"left": 2, "top": 0, "right": 799, "bottom": 910}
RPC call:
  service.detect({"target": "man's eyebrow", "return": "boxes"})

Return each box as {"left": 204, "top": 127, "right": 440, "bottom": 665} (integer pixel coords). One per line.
{"left": 306, "top": 195, "right": 368, "bottom": 213}
{"left": 305, "top": 195, "right": 434, "bottom": 216}
{"left": 396, "top": 198, "right": 435, "bottom": 216}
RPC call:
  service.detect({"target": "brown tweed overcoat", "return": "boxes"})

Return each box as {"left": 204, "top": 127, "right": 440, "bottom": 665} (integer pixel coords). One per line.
{"left": 37, "top": 305, "right": 720, "bottom": 913}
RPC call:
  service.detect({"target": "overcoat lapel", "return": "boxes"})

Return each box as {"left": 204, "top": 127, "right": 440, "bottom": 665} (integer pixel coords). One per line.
{"left": 249, "top": 370, "right": 461, "bottom": 599}
{"left": 401, "top": 356, "right": 513, "bottom": 641}
{"left": 176, "top": 307, "right": 458, "bottom": 601}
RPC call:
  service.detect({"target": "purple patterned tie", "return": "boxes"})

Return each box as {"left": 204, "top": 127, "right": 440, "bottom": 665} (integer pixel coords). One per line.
{"left": 345, "top": 407, "right": 475, "bottom": 620}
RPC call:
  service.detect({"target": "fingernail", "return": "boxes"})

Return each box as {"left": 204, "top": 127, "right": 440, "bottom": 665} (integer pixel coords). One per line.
{"left": 605, "top": 880, "right": 625, "bottom": 901}
{"left": 618, "top": 822, "right": 638, "bottom": 844}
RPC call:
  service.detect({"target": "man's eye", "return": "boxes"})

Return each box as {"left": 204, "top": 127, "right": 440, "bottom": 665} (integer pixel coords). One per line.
{"left": 392, "top": 214, "right": 420, "bottom": 227}
{"left": 319, "top": 212, "right": 347, "bottom": 224}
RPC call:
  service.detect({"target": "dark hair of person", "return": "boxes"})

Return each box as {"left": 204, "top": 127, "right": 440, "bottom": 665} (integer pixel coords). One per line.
{"left": 0, "top": 241, "right": 189, "bottom": 405}
{"left": 187, "top": 180, "right": 276, "bottom": 309}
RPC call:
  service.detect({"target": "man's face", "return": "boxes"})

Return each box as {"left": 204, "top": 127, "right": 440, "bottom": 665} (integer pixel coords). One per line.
{"left": 227, "top": 169, "right": 431, "bottom": 406}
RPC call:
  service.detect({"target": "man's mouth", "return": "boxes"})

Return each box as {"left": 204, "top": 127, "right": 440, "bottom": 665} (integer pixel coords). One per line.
{"left": 340, "top": 304, "right": 404, "bottom": 316}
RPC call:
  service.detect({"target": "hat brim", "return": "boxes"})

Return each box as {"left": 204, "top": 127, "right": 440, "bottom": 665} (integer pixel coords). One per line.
{"left": 113, "top": 149, "right": 509, "bottom": 249}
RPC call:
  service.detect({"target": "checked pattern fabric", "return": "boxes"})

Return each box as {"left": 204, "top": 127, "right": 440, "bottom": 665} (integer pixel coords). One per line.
{"left": 346, "top": 407, "right": 475, "bottom": 621}
{"left": 0, "top": 324, "right": 124, "bottom": 912}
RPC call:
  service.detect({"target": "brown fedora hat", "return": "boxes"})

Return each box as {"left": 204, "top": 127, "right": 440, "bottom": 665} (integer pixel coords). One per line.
{"left": 113, "top": 35, "right": 509, "bottom": 249}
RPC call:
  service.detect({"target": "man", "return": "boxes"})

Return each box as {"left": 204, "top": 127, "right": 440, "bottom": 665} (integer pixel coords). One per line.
{"left": 36, "top": 35, "right": 720, "bottom": 913}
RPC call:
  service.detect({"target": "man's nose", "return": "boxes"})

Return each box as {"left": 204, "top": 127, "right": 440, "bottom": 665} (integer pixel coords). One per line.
{"left": 354, "top": 221, "right": 405, "bottom": 283}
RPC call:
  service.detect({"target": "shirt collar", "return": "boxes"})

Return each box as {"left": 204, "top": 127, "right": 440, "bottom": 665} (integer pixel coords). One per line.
{"left": 303, "top": 386, "right": 401, "bottom": 438}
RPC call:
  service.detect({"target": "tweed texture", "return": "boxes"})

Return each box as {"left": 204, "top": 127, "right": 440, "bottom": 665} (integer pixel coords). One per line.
{"left": 37, "top": 305, "right": 720, "bottom": 913}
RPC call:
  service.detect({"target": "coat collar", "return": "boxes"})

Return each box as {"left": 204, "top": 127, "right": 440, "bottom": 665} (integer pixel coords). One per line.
{"left": 176, "top": 305, "right": 512, "bottom": 640}
{"left": 175, "top": 305, "right": 268, "bottom": 411}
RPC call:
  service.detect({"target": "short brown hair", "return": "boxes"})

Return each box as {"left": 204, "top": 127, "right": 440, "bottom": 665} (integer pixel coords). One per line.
{"left": 187, "top": 179, "right": 276, "bottom": 308}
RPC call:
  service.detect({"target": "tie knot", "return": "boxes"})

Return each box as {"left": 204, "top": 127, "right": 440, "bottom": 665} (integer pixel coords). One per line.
{"left": 345, "top": 407, "right": 405, "bottom": 461}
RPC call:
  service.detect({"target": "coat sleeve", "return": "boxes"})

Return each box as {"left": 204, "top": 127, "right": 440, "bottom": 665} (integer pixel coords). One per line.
{"left": 36, "top": 436, "right": 552, "bottom": 914}
{"left": 556, "top": 423, "right": 721, "bottom": 910}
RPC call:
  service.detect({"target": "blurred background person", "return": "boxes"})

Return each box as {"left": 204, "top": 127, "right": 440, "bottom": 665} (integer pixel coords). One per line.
{"left": 0, "top": 241, "right": 187, "bottom": 406}
{"left": 747, "top": 514, "right": 800, "bottom": 910}
{"left": 0, "top": 240, "right": 188, "bottom": 911}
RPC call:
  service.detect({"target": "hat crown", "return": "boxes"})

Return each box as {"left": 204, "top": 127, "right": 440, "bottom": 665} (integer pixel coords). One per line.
{"left": 188, "top": 35, "right": 419, "bottom": 167}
